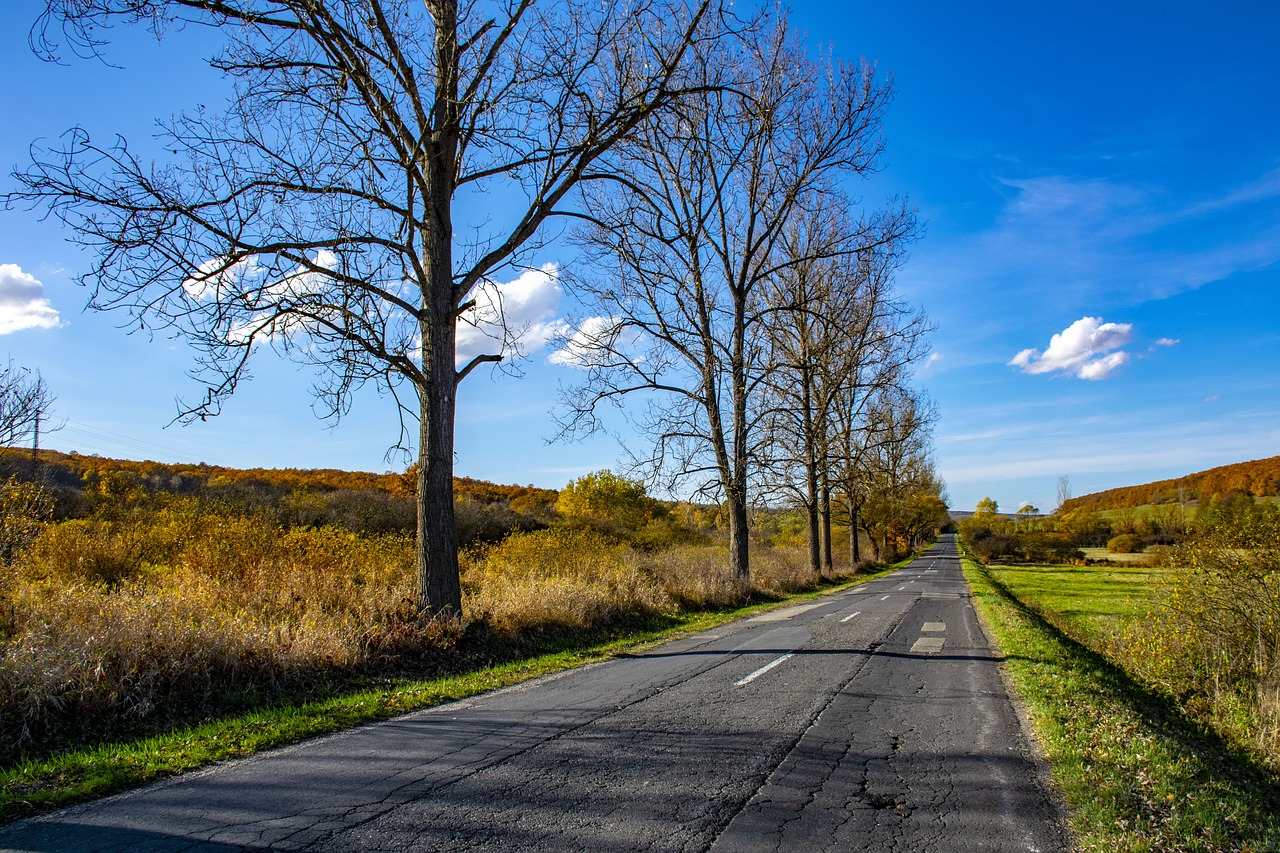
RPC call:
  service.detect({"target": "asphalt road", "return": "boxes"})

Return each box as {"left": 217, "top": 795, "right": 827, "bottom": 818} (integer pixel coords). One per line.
{"left": 0, "top": 534, "right": 1069, "bottom": 852}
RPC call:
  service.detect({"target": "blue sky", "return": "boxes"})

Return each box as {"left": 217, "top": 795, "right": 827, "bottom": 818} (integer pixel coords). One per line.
{"left": 2, "top": 1, "right": 1277, "bottom": 512}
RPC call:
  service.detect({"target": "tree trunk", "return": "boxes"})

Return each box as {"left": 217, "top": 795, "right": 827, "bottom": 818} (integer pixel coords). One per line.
{"left": 848, "top": 497, "right": 861, "bottom": 565}
{"left": 416, "top": 0, "right": 462, "bottom": 616}
{"left": 728, "top": 490, "right": 751, "bottom": 580}
{"left": 416, "top": 373, "right": 461, "bottom": 614}
{"left": 819, "top": 476, "right": 833, "bottom": 574}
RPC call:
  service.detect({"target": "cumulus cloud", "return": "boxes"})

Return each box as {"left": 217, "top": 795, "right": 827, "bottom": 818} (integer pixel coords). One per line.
{"left": 455, "top": 263, "right": 563, "bottom": 367}
{"left": 1153, "top": 337, "right": 1180, "bottom": 347}
{"left": 0, "top": 264, "right": 62, "bottom": 334}
{"left": 549, "top": 315, "right": 622, "bottom": 368}
{"left": 1009, "top": 316, "right": 1133, "bottom": 380}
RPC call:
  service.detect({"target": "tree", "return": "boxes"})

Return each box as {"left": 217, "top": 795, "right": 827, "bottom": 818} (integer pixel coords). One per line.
{"left": 759, "top": 200, "right": 919, "bottom": 575}
{"left": 1055, "top": 474, "right": 1071, "bottom": 511}
{"left": 975, "top": 496, "right": 999, "bottom": 516}
{"left": 556, "top": 15, "right": 893, "bottom": 579}
{"left": 555, "top": 470, "right": 649, "bottom": 530}
{"left": 0, "top": 358, "right": 55, "bottom": 449}
{"left": 10, "top": 0, "right": 721, "bottom": 614}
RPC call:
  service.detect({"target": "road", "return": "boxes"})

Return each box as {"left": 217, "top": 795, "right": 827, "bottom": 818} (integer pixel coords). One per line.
{"left": 0, "top": 534, "right": 1069, "bottom": 852}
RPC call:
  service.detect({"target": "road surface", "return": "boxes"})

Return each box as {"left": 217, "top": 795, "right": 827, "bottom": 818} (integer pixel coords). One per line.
{"left": 0, "top": 534, "right": 1069, "bottom": 852}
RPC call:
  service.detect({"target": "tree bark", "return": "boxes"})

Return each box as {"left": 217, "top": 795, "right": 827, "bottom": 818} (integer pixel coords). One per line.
{"left": 820, "top": 477, "right": 833, "bottom": 573}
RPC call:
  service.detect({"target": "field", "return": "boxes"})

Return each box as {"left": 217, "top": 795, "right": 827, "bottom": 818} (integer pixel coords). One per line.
{"left": 970, "top": 556, "right": 1280, "bottom": 850}
{"left": 988, "top": 561, "right": 1159, "bottom": 636}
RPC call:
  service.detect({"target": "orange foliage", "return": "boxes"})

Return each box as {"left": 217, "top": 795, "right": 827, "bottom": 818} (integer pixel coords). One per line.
{"left": 2, "top": 448, "right": 559, "bottom": 506}
{"left": 1061, "top": 456, "right": 1280, "bottom": 513}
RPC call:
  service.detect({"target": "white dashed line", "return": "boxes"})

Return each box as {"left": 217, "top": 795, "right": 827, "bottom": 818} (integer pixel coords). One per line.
{"left": 880, "top": 595, "right": 890, "bottom": 601}
{"left": 840, "top": 611, "right": 862, "bottom": 623}
{"left": 749, "top": 602, "right": 823, "bottom": 623}
{"left": 735, "top": 653, "right": 794, "bottom": 686}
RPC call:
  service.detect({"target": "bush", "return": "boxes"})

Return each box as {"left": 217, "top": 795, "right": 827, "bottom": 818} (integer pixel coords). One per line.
{"left": 1107, "top": 534, "right": 1143, "bottom": 554}
{"left": 555, "top": 470, "right": 650, "bottom": 530}
{"left": 0, "top": 477, "right": 52, "bottom": 565}
{"left": 1121, "top": 507, "right": 1280, "bottom": 765}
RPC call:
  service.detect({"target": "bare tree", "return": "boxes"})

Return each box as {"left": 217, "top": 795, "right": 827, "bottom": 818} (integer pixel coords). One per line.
{"left": 0, "top": 359, "right": 56, "bottom": 450}
{"left": 8, "top": 0, "right": 722, "bottom": 614}
{"left": 555, "top": 15, "right": 892, "bottom": 579}
{"left": 816, "top": 230, "right": 930, "bottom": 566}
{"left": 759, "top": 200, "right": 917, "bottom": 575}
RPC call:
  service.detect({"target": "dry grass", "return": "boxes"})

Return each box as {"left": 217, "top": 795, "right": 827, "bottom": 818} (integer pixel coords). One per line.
{"left": 0, "top": 504, "right": 853, "bottom": 767}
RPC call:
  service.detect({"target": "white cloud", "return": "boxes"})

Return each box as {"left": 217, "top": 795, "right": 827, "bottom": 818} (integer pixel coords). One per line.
{"left": 1153, "top": 337, "right": 1179, "bottom": 347}
{"left": 1009, "top": 316, "right": 1133, "bottom": 380}
{"left": 549, "top": 315, "right": 621, "bottom": 368}
{"left": 0, "top": 264, "right": 62, "bottom": 334}
{"left": 456, "top": 263, "right": 563, "bottom": 367}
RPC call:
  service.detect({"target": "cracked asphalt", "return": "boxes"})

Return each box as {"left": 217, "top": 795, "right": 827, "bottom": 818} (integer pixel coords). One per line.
{"left": 0, "top": 534, "right": 1069, "bottom": 852}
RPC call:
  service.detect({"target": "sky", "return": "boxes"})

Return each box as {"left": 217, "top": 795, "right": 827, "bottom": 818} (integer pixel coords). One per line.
{"left": 1, "top": 1, "right": 1277, "bottom": 512}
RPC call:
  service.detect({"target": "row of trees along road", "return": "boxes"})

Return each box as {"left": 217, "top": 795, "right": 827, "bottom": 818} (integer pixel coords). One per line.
{"left": 554, "top": 18, "right": 940, "bottom": 576}
{"left": 7, "top": 0, "right": 940, "bottom": 612}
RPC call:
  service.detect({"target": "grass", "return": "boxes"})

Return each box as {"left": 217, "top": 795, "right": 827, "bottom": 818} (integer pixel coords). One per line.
{"left": 985, "top": 561, "right": 1160, "bottom": 638}
{"left": 0, "top": 560, "right": 899, "bottom": 825}
{"left": 965, "top": 556, "right": 1280, "bottom": 851}
{"left": 1080, "top": 547, "right": 1155, "bottom": 565}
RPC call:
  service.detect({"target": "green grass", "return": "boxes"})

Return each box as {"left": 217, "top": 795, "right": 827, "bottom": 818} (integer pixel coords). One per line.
{"left": 986, "top": 561, "right": 1160, "bottom": 639}
{"left": 965, "top": 557, "right": 1280, "bottom": 851}
{"left": 0, "top": 564, "right": 900, "bottom": 825}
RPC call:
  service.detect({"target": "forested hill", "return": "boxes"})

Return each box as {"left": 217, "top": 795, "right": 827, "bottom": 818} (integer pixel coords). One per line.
{"left": 0, "top": 447, "right": 557, "bottom": 506}
{"left": 1061, "top": 456, "right": 1280, "bottom": 512}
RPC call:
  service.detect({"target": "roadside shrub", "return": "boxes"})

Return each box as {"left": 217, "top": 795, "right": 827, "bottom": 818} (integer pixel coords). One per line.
{"left": 1107, "top": 533, "right": 1143, "bottom": 554}
{"left": 20, "top": 520, "right": 149, "bottom": 589}
{"left": 1121, "top": 510, "right": 1280, "bottom": 765}
{"left": 462, "top": 527, "right": 672, "bottom": 631}
{"left": 0, "top": 477, "right": 53, "bottom": 565}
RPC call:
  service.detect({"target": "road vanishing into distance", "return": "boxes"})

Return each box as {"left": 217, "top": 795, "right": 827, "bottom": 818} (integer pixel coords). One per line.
{"left": 0, "top": 534, "right": 1069, "bottom": 852}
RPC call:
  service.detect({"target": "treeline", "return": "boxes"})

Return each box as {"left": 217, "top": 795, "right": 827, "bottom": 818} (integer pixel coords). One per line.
{"left": 1060, "top": 455, "right": 1280, "bottom": 513}
{"left": 961, "top": 489, "right": 1275, "bottom": 565}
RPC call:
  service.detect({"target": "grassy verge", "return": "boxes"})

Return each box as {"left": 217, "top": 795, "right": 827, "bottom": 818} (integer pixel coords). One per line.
{"left": 1, "top": 564, "right": 896, "bottom": 824}
{"left": 963, "top": 556, "right": 1280, "bottom": 851}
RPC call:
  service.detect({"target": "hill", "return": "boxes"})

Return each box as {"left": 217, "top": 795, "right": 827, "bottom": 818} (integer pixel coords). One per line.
{"left": 1, "top": 447, "right": 557, "bottom": 507}
{"left": 1061, "top": 456, "right": 1280, "bottom": 513}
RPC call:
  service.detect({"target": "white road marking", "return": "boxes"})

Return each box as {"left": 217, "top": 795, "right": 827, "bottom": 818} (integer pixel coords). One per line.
{"left": 840, "top": 611, "right": 862, "bottom": 623}
{"left": 749, "top": 602, "right": 823, "bottom": 623}
{"left": 735, "top": 653, "right": 794, "bottom": 686}
{"left": 897, "top": 586, "right": 908, "bottom": 591}
{"left": 921, "top": 622, "right": 946, "bottom": 632}
{"left": 880, "top": 595, "right": 890, "bottom": 601}
{"left": 911, "top": 637, "right": 945, "bottom": 654}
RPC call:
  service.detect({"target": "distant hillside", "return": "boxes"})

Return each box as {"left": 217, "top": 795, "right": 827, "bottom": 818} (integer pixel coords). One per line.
{"left": 1061, "top": 456, "right": 1280, "bottom": 513}
{"left": 0, "top": 447, "right": 558, "bottom": 508}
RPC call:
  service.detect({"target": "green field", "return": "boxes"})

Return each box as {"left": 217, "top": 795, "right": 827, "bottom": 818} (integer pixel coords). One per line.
{"left": 987, "top": 561, "right": 1160, "bottom": 639}
{"left": 969, "top": 556, "right": 1280, "bottom": 850}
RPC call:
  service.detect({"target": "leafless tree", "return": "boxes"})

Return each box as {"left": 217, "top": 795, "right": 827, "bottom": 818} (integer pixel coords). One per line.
{"left": 8, "top": 0, "right": 724, "bottom": 614}
{"left": 807, "top": 227, "right": 930, "bottom": 566}
{"left": 759, "top": 199, "right": 917, "bottom": 575}
{"left": 0, "top": 359, "right": 56, "bottom": 450}
{"left": 555, "top": 15, "right": 892, "bottom": 579}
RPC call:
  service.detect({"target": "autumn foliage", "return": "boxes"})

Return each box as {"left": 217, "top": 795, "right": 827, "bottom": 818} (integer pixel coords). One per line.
{"left": 1061, "top": 455, "right": 1280, "bottom": 513}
